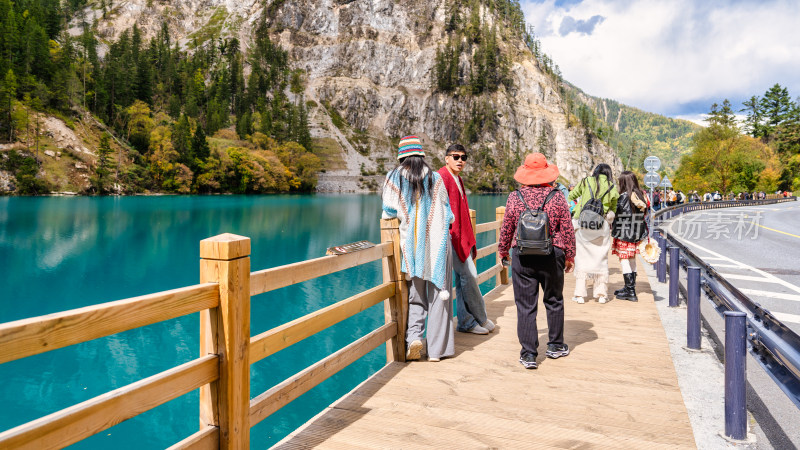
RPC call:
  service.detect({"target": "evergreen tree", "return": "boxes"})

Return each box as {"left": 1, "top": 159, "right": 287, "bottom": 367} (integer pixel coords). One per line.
{"left": 92, "top": 133, "right": 113, "bottom": 194}
{"left": 445, "top": 1, "right": 460, "bottom": 33}
{"left": 705, "top": 100, "right": 736, "bottom": 129}
{"left": 227, "top": 38, "right": 245, "bottom": 115}
{"left": 0, "top": 0, "right": 19, "bottom": 75}
{"left": 21, "top": 18, "right": 52, "bottom": 82}
{"left": 774, "top": 98, "right": 800, "bottom": 156}
{"left": 740, "top": 96, "right": 762, "bottom": 138}
{"left": 536, "top": 128, "right": 549, "bottom": 155}
{"left": 434, "top": 39, "right": 460, "bottom": 93}
{"left": 236, "top": 110, "right": 252, "bottom": 138}
{"left": 468, "top": 0, "right": 481, "bottom": 43}
{"left": 760, "top": 83, "right": 793, "bottom": 138}
{"left": 0, "top": 68, "right": 16, "bottom": 141}
{"left": 41, "top": 0, "right": 63, "bottom": 39}
{"left": 296, "top": 101, "right": 312, "bottom": 151}
{"left": 191, "top": 124, "right": 210, "bottom": 162}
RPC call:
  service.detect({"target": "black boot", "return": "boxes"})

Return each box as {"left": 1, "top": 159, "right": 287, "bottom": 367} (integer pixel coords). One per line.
{"left": 613, "top": 271, "right": 630, "bottom": 296}
{"left": 614, "top": 272, "right": 636, "bottom": 296}
{"left": 616, "top": 273, "right": 638, "bottom": 302}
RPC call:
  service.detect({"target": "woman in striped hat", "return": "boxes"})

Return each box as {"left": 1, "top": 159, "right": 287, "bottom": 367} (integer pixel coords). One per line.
{"left": 382, "top": 135, "right": 455, "bottom": 362}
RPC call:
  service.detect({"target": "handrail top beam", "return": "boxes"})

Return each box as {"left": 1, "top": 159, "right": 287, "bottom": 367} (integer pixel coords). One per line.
{"left": 250, "top": 242, "right": 392, "bottom": 296}
{"left": 0, "top": 283, "right": 219, "bottom": 365}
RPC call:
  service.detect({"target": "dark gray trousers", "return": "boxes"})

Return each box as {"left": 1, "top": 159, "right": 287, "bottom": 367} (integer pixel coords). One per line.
{"left": 511, "top": 247, "right": 566, "bottom": 358}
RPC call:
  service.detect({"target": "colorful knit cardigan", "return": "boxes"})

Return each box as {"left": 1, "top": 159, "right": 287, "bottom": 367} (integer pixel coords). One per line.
{"left": 382, "top": 168, "right": 454, "bottom": 289}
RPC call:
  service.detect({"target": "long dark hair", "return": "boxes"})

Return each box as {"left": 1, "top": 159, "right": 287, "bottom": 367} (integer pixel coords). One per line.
{"left": 618, "top": 171, "right": 645, "bottom": 202}
{"left": 386, "top": 155, "right": 434, "bottom": 204}
{"left": 592, "top": 163, "right": 613, "bottom": 180}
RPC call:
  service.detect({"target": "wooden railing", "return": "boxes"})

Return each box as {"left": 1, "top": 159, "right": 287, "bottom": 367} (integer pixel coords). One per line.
{"left": 0, "top": 208, "right": 508, "bottom": 449}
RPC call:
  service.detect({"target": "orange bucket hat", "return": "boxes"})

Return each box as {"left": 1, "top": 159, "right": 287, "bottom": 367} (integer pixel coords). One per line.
{"left": 514, "top": 153, "right": 560, "bottom": 185}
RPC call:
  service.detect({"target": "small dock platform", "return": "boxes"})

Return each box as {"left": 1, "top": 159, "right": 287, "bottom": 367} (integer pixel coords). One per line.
{"left": 276, "top": 258, "right": 696, "bottom": 449}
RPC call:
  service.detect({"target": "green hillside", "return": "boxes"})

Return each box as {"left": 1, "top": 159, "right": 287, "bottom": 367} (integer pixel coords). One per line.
{"left": 563, "top": 85, "right": 702, "bottom": 175}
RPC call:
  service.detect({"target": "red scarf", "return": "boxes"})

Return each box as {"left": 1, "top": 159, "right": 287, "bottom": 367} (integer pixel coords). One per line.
{"left": 437, "top": 167, "right": 476, "bottom": 263}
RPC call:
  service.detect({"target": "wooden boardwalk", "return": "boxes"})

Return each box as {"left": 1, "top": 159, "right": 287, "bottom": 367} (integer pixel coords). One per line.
{"left": 274, "top": 257, "right": 696, "bottom": 449}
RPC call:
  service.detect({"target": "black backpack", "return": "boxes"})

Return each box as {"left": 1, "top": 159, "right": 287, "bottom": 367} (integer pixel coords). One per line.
{"left": 578, "top": 177, "right": 613, "bottom": 230}
{"left": 515, "top": 189, "right": 561, "bottom": 256}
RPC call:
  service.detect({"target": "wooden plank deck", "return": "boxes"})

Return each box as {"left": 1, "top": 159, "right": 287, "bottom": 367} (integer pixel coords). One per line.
{"left": 274, "top": 257, "right": 696, "bottom": 449}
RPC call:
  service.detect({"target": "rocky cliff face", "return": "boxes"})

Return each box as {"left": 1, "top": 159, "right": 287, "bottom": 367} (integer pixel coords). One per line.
{"left": 274, "top": 0, "right": 622, "bottom": 190}
{"left": 78, "top": 0, "right": 622, "bottom": 191}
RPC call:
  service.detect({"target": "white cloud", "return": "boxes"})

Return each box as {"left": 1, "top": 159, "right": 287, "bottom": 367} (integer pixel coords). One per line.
{"left": 672, "top": 114, "right": 707, "bottom": 127}
{"left": 520, "top": 0, "right": 800, "bottom": 117}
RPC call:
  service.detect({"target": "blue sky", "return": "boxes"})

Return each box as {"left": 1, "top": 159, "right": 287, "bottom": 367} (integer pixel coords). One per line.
{"left": 519, "top": 0, "right": 800, "bottom": 124}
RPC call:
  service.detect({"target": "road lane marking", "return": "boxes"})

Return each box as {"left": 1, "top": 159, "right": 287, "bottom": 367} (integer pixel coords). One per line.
{"left": 718, "top": 273, "right": 780, "bottom": 283}
{"left": 666, "top": 220, "right": 800, "bottom": 295}
{"left": 739, "top": 288, "right": 800, "bottom": 302}
{"left": 709, "top": 264, "right": 747, "bottom": 269}
{"left": 771, "top": 311, "right": 800, "bottom": 324}
{"left": 757, "top": 224, "right": 800, "bottom": 240}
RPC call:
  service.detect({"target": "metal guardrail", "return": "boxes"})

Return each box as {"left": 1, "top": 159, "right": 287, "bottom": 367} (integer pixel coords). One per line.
{"left": 653, "top": 197, "right": 797, "bottom": 226}
{"left": 652, "top": 197, "right": 800, "bottom": 414}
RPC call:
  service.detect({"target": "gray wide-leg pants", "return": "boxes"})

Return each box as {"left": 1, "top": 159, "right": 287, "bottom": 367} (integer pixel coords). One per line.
{"left": 406, "top": 277, "right": 455, "bottom": 359}
{"left": 453, "top": 249, "right": 488, "bottom": 331}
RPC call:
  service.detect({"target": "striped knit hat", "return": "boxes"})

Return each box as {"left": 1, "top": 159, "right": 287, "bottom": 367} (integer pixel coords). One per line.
{"left": 397, "top": 135, "right": 425, "bottom": 160}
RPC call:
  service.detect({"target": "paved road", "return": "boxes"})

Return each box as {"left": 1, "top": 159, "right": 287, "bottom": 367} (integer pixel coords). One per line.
{"left": 663, "top": 200, "right": 800, "bottom": 335}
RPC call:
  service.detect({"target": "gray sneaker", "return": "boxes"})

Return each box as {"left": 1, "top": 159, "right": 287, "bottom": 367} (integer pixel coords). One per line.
{"left": 481, "top": 319, "right": 496, "bottom": 332}
{"left": 546, "top": 343, "right": 570, "bottom": 359}
{"left": 466, "top": 324, "right": 489, "bottom": 335}
{"left": 519, "top": 354, "right": 538, "bottom": 369}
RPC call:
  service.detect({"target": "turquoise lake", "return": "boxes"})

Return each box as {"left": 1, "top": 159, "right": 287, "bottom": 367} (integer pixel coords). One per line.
{"left": 0, "top": 194, "right": 508, "bottom": 449}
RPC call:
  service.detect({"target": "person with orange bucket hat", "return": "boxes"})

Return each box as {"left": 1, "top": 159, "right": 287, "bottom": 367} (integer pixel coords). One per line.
{"left": 498, "top": 153, "right": 575, "bottom": 369}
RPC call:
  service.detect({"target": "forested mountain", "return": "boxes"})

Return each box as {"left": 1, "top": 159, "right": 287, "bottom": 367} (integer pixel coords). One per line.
{"left": 561, "top": 84, "right": 701, "bottom": 175}
{"left": 1, "top": 0, "right": 319, "bottom": 194}
{"left": 0, "top": 0, "right": 699, "bottom": 195}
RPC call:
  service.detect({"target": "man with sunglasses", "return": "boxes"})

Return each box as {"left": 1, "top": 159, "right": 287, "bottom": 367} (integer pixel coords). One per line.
{"left": 437, "top": 144, "right": 495, "bottom": 335}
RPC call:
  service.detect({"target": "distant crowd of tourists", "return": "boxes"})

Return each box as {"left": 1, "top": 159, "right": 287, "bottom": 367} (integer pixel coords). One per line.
{"left": 381, "top": 136, "right": 653, "bottom": 369}
{"left": 650, "top": 188, "right": 792, "bottom": 210}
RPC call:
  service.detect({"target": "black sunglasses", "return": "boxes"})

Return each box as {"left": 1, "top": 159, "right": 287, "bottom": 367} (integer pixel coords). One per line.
{"left": 448, "top": 154, "right": 468, "bottom": 161}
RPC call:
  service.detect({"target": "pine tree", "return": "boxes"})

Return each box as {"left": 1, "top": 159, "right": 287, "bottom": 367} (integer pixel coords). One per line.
{"left": 41, "top": 0, "right": 63, "bottom": 39}
{"left": 536, "top": 128, "right": 549, "bottom": 155}
{"left": 0, "top": 68, "right": 16, "bottom": 141}
{"left": 227, "top": 38, "right": 245, "bottom": 115}
{"left": 191, "top": 124, "right": 210, "bottom": 162}
{"left": 705, "top": 100, "right": 736, "bottom": 129}
{"left": 434, "top": 40, "right": 460, "bottom": 93}
{"left": 296, "top": 100, "right": 312, "bottom": 151}
{"left": 468, "top": 0, "right": 482, "bottom": 43}
{"left": 0, "top": 0, "right": 18, "bottom": 75}
{"left": 92, "top": 133, "right": 113, "bottom": 194}
{"left": 774, "top": 97, "right": 800, "bottom": 156}
{"left": 484, "top": 24, "right": 498, "bottom": 91}
{"left": 740, "top": 96, "right": 762, "bottom": 138}
{"left": 760, "top": 83, "right": 793, "bottom": 138}
{"left": 236, "top": 110, "right": 252, "bottom": 138}
{"left": 445, "top": 1, "right": 460, "bottom": 33}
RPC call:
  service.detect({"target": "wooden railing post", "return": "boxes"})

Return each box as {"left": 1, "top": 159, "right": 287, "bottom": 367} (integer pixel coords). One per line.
{"left": 381, "top": 218, "right": 407, "bottom": 363}
{"left": 469, "top": 209, "right": 477, "bottom": 236}
{"left": 496, "top": 207, "right": 509, "bottom": 285}
{"left": 199, "top": 233, "right": 251, "bottom": 449}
